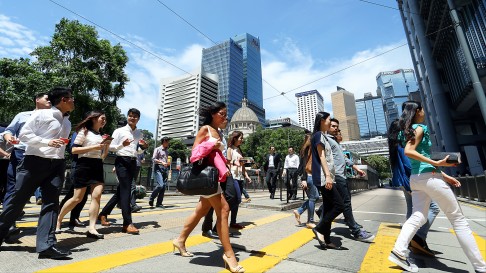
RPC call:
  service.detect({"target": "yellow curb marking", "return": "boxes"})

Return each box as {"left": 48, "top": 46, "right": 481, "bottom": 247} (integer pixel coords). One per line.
{"left": 219, "top": 228, "right": 314, "bottom": 273}
{"left": 36, "top": 235, "right": 211, "bottom": 273}
{"left": 36, "top": 212, "right": 292, "bottom": 273}
{"left": 450, "top": 229, "right": 486, "bottom": 260}
{"left": 17, "top": 207, "right": 195, "bottom": 228}
{"left": 358, "top": 222, "right": 402, "bottom": 273}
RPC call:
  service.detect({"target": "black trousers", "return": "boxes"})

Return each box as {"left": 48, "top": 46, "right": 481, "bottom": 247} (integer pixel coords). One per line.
{"left": 285, "top": 168, "right": 298, "bottom": 200}
{"left": 265, "top": 167, "right": 278, "bottom": 194}
{"left": 314, "top": 185, "right": 344, "bottom": 243}
{"left": 99, "top": 156, "right": 136, "bottom": 226}
{"left": 59, "top": 162, "right": 89, "bottom": 225}
{"left": 201, "top": 177, "right": 239, "bottom": 232}
{"left": 0, "top": 159, "right": 9, "bottom": 202}
{"left": 0, "top": 155, "right": 65, "bottom": 252}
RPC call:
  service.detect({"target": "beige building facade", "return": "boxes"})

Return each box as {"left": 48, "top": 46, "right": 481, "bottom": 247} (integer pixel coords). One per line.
{"left": 331, "top": 87, "right": 360, "bottom": 141}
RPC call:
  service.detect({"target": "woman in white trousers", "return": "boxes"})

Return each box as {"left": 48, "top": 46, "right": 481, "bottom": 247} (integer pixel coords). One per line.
{"left": 388, "top": 101, "right": 486, "bottom": 273}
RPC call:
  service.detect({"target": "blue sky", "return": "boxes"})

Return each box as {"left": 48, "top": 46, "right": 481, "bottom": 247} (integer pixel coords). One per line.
{"left": 0, "top": 0, "right": 413, "bottom": 133}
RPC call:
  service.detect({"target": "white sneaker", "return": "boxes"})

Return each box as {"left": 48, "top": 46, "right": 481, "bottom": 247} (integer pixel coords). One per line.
{"left": 388, "top": 250, "right": 419, "bottom": 272}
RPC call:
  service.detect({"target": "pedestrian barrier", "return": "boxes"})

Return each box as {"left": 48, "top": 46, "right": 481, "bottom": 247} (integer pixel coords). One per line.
{"left": 456, "top": 175, "right": 486, "bottom": 202}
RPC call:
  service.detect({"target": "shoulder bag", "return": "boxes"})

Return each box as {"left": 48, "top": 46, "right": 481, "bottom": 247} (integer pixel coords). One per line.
{"left": 176, "top": 158, "right": 219, "bottom": 195}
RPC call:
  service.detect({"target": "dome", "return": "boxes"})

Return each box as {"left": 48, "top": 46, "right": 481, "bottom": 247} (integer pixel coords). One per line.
{"left": 230, "top": 98, "right": 259, "bottom": 123}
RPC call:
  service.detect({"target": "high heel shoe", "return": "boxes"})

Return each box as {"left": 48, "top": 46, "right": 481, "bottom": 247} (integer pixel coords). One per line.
{"left": 172, "top": 239, "right": 193, "bottom": 257}
{"left": 222, "top": 254, "right": 245, "bottom": 273}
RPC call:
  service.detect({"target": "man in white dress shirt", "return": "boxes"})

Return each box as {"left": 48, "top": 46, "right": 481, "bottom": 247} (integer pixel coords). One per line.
{"left": 0, "top": 87, "right": 74, "bottom": 259}
{"left": 282, "top": 147, "right": 300, "bottom": 201}
{"left": 98, "top": 108, "right": 147, "bottom": 235}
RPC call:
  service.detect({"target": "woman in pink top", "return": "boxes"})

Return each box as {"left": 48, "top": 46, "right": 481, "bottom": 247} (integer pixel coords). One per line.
{"left": 173, "top": 102, "right": 244, "bottom": 273}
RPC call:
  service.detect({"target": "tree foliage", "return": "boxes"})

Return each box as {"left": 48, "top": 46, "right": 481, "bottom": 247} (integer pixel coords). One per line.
{"left": 240, "top": 126, "right": 307, "bottom": 168}
{"left": 365, "top": 154, "right": 391, "bottom": 179}
{"left": 0, "top": 18, "right": 129, "bottom": 133}
{"left": 167, "top": 138, "right": 190, "bottom": 163}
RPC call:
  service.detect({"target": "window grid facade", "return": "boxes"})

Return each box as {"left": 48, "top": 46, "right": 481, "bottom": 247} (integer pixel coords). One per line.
{"left": 296, "top": 90, "right": 324, "bottom": 131}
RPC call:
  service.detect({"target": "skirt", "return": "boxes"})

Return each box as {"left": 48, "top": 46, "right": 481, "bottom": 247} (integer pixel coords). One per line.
{"left": 73, "top": 157, "right": 105, "bottom": 188}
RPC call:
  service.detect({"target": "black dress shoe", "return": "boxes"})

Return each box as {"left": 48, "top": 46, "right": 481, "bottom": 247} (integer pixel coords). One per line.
{"left": 86, "top": 231, "right": 104, "bottom": 239}
{"left": 38, "top": 246, "right": 72, "bottom": 259}
{"left": 202, "top": 230, "right": 219, "bottom": 239}
{"left": 5, "top": 226, "right": 20, "bottom": 239}
{"left": 68, "top": 219, "right": 86, "bottom": 228}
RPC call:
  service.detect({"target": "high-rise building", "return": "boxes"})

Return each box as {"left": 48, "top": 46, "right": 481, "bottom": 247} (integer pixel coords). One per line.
{"left": 376, "top": 69, "right": 419, "bottom": 128}
{"left": 331, "top": 86, "right": 360, "bottom": 141}
{"left": 398, "top": 0, "right": 486, "bottom": 174}
{"left": 156, "top": 70, "right": 218, "bottom": 142}
{"left": 295, "top": 90, "right": 324, "bottom": 131}
{"left": 202, "top": 39, "right": 244, "bottom": 121}
{"left": 233, "top": 33, "right": 266, "bottom": 124}
{"left": 202, "top": 33, "right": 265, "bottom": 124}
{"left": 356, "top": 92, "right": 387, "bottom": 140}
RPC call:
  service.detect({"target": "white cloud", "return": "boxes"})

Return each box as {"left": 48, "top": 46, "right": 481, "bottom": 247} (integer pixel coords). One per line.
{"left": 261, "top": 40, "right": 414, "bottom": 121}
{"left": 117, "top": 42, "right": 204, "bottom": 131}
{"left": 0, "top": 14, "right": 43, "bottom": 58}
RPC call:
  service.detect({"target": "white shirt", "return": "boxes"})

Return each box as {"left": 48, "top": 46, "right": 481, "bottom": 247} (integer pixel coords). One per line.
{"left": 109, "top": 124, "right": 143, "bottom": 157}
{"left": 19, "top": 107, "right": 71, "bottom": 159}
{"left": 74, "top": 128, "right": 103, "bottom": 159}
{"left": 268, "top": 154, "right": 275, "bottom": 168}
{"left": 284, "top": 154, "right": 300, "bottom": 169}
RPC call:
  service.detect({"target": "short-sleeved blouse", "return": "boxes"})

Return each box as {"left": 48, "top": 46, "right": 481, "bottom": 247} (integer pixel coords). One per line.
{"left": 400, "top": 124, "right": 435, "bottom": 174}
{"left": 74, "top": 128, "right": 103, "bottom": 159}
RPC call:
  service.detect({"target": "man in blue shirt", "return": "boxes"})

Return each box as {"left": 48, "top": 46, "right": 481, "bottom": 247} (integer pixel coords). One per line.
{"left": 2, "top": 93, "right": 51, "bottom": 236}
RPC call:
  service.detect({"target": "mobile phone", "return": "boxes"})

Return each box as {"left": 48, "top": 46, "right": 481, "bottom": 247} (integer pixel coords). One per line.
{"left": 100, "top": 137, "right": 114, "bottom": 144}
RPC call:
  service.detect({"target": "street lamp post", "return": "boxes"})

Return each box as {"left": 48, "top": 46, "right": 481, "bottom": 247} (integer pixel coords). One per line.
{"left": 281, "top": 121, "right": 291, "bottom": 202}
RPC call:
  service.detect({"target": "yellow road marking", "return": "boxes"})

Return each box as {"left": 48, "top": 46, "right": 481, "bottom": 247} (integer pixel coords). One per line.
{"left": 36, "top": 212, "right": 292, "bottom": 273}
{"left": 35, "top": 235, "right": 211, "bottom": 273}
{"left": 17, "top": 207, "right": 195, "bottom": 228}
{"left": 219, "top": 228, "right": 314, "bottom": 273}
{"left": 358, "top": 222, "right": 402, "bottom": 273}
{"left": 461, "top": 203, "right": 486, "bottom": 211}
{"left": 450, "top": 229, "right": 486, "bottom": 260}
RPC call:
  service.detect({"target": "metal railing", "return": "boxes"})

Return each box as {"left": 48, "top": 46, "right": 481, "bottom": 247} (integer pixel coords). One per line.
{"left": 453, "top": 175, "right": 486, "bottom": 202}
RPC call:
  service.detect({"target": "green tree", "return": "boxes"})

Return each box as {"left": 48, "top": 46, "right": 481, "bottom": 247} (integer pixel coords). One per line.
{"left": 140, "top": 129, "right": 154, "bottom": 159}
{"left": 167, "top": 138, "right": 190, "bottom": 163}
{"left": 0, "top": 18, "right": 129, "bottom": 132}
{"left": 365, "top": 154, "right": 391, "bottom": 179}
{"left": 0, "top": 58, "right": 50, "bottom": 123}
{"left": 240, "top": 126, "right": 307, "bottom": 168}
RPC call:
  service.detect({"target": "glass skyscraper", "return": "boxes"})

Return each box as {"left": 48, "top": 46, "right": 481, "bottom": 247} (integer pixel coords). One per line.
{"left": 202, "top": 39, "right": 244, "bottom": 120}
{"left": 376, "top": 69, "right": 419, "bottom": 128}
{"left": 355, "top": 93, "right": 387, "bottom": 139}
{"left": 202, "top": 33, "right": 265, "bottom": 124}
{"left": 233, "top": 33, "right": 265, "bottom": 124}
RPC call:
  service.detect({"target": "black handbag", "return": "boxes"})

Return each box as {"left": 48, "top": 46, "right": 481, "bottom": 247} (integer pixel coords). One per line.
{"left": 176, "top": 158, "right": 219, "bottom": 195}
{"left": 430, "top": 152, "right": 461, "bottom": 164}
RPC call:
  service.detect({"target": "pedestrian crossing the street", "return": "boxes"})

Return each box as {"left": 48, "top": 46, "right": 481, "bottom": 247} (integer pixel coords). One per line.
{"left": 1, "top": 189, "right": 485, "bottom": 273}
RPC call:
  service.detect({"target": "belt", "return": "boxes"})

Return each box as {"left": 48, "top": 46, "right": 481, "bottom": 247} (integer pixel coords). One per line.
{"left": 119, "top": 156, "right": 137, "bottom": 161}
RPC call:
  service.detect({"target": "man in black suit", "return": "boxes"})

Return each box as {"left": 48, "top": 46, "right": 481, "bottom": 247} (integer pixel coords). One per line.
{"left": 263, "top": 146, "right": 282, "bottom": 199}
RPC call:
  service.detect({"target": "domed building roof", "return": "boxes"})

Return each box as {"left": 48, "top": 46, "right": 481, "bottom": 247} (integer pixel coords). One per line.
{"left": 230, "top": 98, "right": 259, "bottom": 123}
{"left": 228, "top": 98, "right": 260, "bottom": 138}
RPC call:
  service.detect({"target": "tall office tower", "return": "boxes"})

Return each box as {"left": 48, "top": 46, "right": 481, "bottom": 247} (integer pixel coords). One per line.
{"left": 202, "top": 39, "right": 244, "bottom": 121}
{"left": 355, "top": 92, "right": 387, "bottom": 140}
{"left": 156, "top": 70, "right": 218, "bottom": 142}
{"left": 233, "top": 33, "right": 266, "bottom": 124}
{"left": 295, "top": 90, "right": 324, "bottom": 131}
{"left": 398, "top": 0, "right": 486, "bottom": 174}
{"left": 376, "top": 69, "right": 419, "bottom": 128}
{"left": 331, "top": 86, "right": 360, "bottom": 141}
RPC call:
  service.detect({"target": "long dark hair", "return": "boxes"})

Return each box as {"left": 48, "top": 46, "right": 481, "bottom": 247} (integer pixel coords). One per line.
{"left": 312, "top": 111, "right": 330, "bottom": 134}
{"left": 75, "top": 110, "right": 105, "bottom": 135}
{"left": 398, "top": 100, "right": 422, "bottom": 142}
{"left": 300, "top": 133, "right": 311, "bottom": 158}
{"left": 388, "top": 119, "right": 401, "bottom": 168}
{"left": 200, "top": 101, "right": 226, "bottom": 126}
{"left": 228, "top": 131, "right": 243, "bottom": 147}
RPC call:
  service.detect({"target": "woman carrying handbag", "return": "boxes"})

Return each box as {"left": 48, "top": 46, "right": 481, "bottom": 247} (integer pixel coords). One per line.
{"left": 172, "top": 102, "right": 245, "bottom": 273}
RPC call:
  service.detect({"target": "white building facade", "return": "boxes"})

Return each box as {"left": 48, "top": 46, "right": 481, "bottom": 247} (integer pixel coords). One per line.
{"left": 156, "top": 71, "right": 218, "bottom": 142}
{"left": 295, "top": 90, "right": 324, "bottom": 132}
